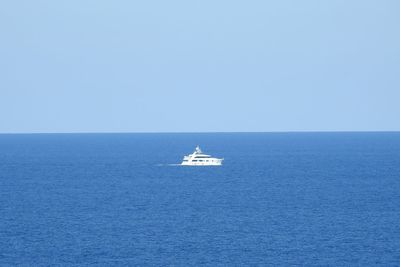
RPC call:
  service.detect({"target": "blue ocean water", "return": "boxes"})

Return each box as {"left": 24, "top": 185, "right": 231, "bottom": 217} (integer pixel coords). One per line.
{"left": 1, "top": 132, "right": 400, "bottom": 266}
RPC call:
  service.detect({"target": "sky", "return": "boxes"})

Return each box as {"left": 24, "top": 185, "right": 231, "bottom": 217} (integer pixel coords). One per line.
{"left": 0, "top": 0, "right": 399, "bottom": 133}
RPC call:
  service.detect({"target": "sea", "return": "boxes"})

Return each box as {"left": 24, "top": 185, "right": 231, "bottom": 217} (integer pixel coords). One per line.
{"left": 1, "top": 132, "right": 400, "bottom": 266}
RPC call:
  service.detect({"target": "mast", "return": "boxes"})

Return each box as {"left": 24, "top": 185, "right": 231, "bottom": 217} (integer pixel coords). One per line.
{"left": 195, "top": 145, "right": 202, "bottom": 153}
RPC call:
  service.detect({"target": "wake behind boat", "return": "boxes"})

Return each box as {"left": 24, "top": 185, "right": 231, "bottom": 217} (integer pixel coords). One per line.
{"left": 181, "top": 146, "right": 223, "bottom": 166}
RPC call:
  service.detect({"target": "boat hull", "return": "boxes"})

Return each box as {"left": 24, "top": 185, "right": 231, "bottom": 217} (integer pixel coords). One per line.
{"left": 181, "top": 158, "right": 223, "bottom": 166}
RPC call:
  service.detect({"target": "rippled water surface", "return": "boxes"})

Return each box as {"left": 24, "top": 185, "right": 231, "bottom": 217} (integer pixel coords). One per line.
{"left": 1, "top": 133, "right": 400, "bottom": 265}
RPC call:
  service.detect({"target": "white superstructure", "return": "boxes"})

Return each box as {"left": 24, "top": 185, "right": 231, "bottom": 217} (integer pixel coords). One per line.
{"left": 181, "top": 146, "right": 223, "bottom": 166}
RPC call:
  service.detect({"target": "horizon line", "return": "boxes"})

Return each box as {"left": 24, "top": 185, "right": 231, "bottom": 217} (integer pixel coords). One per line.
{"left": 0, "top": 130, "right": 399, "bottom": 135}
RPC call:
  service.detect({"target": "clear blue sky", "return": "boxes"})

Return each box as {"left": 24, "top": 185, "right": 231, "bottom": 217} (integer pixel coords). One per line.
{"left": 1, "top": 0, "right": 399, "bottom": 133}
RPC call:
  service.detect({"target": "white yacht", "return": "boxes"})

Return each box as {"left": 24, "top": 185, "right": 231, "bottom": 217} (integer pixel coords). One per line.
{"left": 181, "top": 146, "right": 223, "bottom": 166}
